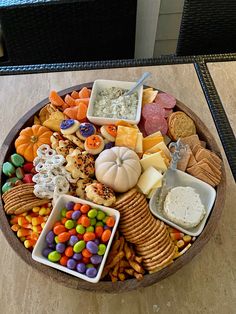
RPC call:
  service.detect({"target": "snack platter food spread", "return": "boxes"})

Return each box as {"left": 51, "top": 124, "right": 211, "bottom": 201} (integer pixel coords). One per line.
{"left": 0, "top": 79, "right": 225, "bottom": 291}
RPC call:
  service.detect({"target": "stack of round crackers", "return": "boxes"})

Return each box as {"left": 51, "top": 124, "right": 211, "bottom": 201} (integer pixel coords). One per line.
{"left": 114, "top": 188, "right": 175, "bottom": 273}
{"left": 2, "top": 183, "right": 49, "bottom": 215}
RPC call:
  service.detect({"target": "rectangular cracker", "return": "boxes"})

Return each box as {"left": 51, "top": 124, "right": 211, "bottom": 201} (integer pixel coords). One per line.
{"left": 200, "top": 140, "right": 206, "bottom": 148}
{"left": 187, "top": 149, "right": 197, "bottom": 168}
{"left": 177, "top": 148, "right": 191, "bottom": 172}
{"left": 195, "top": 148, "right": 221, "bottom": 164}
{"left": 197, "top": 159, "right": 221, "bottom": 178}
{"left": 192, "top": 144, "right": 202, "bottom": 156}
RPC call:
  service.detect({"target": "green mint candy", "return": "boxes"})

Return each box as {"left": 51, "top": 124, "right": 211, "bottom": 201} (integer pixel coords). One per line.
{"left": 2, "top": 182, "right": 13, "bottom": 193}
{"left": 3, "top": 162, "right": 15, "bottom": 176}
{"left": 6, "top": 177, "right": 19, "bottom": 184}
{"left": 10, "top": 154, "right": 24, "bottom": 167}
{"left": 16, "top": 167, "right": 24, "bottom": 179}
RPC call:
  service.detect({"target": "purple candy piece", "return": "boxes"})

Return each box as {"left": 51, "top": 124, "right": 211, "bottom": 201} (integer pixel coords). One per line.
{"left": 104, "top": 142, "right": 114, "bottom": 150}
{"left": 42, "top": 248, "right": 53, "bottom": 258}
{"left": 94, "top": 239, "right": 100, "bottom": 245}
{"left": 73, "top": 253, "right": 82, "bottom": 261}
{"left": 60, "top": 119, "right": 74, "bottom": 130}
{"left": 66, "top": 201, "right": 75, "bottom": 211}
{"left": 67, "top": 259, "right": 77, "bottom": 270}
{"left": 90, "top": 254, "right": 103, "bottom": 265}
{"left": 77, "top": 262, "right": 86, "bottom": 273}
{"left": 72, "top": 210, "right": 81, "bottom": 220}
{"left": 69, "top": 235, "right": 78, "bottom": 246}
{"left": 56, "top": 243, "right": 66, "bottom": 254}
{"left": 46, "top": 231, "right": 55, "bottom": 244}
{"left": 86, "top": 241, "right": 98, "bottom": 254}
{"left": 104, "top": 225, "right": 111, "bottom": 231}
{"left": 86, "top": 267, "right": 97, "bottom": 278}
{"left": 48, "top": 243, "right": 56, "bottom": 249}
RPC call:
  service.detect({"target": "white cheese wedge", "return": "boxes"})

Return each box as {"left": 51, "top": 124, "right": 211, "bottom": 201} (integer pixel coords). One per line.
{"left": 146, "top": 141, "right": 171, "bottom": 159}
{"left": 135, "top": 132, "right": 143, "bottom": 154}
{"left": 146, "top": 180, "right": 162, "bottom": 199}
{"left": 137, "top": 166, "right": 163, "bottom": 194}
{"left": 164, "top": 187, "right": 206, "bottom": 228}
{"left": 140, "top": 151, "right": 167, "bottom": 172}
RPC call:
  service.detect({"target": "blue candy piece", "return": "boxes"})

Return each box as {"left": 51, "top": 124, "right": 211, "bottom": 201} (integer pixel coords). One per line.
{"left": 48, "top": 243, "right": 56, "bottom": 249}
{"left": 69, "top": 235, "right": 79, "bottom": 246}
{"left": 90, "top": 254, "right": 103, "bottom": 265}
{"left": 56, "top": 243, "right": 66, "bottom": 254}
{"left": 46, "top": 231, "right": 55, "bottom": 244}
{"left": 60, "top": 119, "right": 74, "bottom": 130}
{"left": 86, "top": 241, "right": 98, "bottom": 254}
{"left": 67, "top": 259, "right": 77, "bottom": 270}
{"left": 73, "top": 253, "right": 82, "bottom": 261}
{"left": 66, "top": 201, "right": 75, "bottom": 211}
{"left": 72, "top": 210, "right": 81, "bottom": 220}
{"left": 104, "top": 142, "right": 114, "bottom": 150}
{"left": 76, "top": 262, "right": 86, "bottom": 273}
{"left": 42, "top": 248, "right": 53, "bottom": 258}
{"left": 86, "top": 267, "right": 97, "bottom": 278}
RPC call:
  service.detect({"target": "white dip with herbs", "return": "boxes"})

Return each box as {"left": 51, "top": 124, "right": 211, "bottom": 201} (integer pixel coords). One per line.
{"left": 93, "top": 87, "right": 138, "bottom": 120}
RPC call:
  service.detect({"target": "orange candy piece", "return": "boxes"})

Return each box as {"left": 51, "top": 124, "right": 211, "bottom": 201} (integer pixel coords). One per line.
{"left": 61, "top": 217, "right": 68, "bottom": 225}
{"left": 49, "top": 90, "right": 66, "bottom": 107}
{"left": 60, "top": 255, "right": 69, "bottom": 266}
{"left": 95, "top": 226, "right": 104, "bottom": 238}
{"left": 66, "top": 210, "right": 73, "bottom": 219}
{"left": 79, "top": 87, "right": 91, "bottom": 99}
{"left": 58, "top": 232, "right": 70, "bottom": 243}
{"left": 73, "top": 203, "right": 81, "bottom": 211}
{"left": 82, "top": 248, "right": 92, "bottom": 258}
{"left": 53, "top": 224, "right": 66, "bottom": 235}
{"left": 80, "top": 216, "right": 90, "bottom": 228}
{"left": 64, "top": 94, "right": 76, "bottom": 107}
{"left": 101, "top": 229, "right": 111, "bottom": 242}
{"left": 80, "top": 204, "right": 90, "bottom": 214}
{"left": 68, "top": 228, "right": 77, "bottom": 235}
{"left": 105, "top": 216, "right": 115, "bottom": 227}
{"left": 64, "top": 103, "right": 87, "bottom": 121}
{"left": 83, "top": 232, "right": 96, "bottom": 242}
{"left": 71, "top": 90, "right": 81, "bottom": 99}
{"left": 65, "top": 246, "right": 74, "bottom": 257}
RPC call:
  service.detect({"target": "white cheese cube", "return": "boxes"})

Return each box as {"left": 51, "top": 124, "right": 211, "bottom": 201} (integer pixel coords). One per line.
{"left": 137, "top": 166, "right": 163, "bottom": 194}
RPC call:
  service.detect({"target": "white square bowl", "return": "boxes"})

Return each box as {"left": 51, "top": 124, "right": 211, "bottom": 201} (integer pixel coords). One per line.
{"left": 87, "top": 79, "right": 143, "bottom": 125}
{"left": 149, "top": 170, "right": 216, "bottom": 236}
{"left": 32, "top": 195, "right": 120, "bottom": 283}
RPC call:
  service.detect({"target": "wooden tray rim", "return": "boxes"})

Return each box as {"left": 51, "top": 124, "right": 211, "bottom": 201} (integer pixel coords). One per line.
{"left": 0, "top": 82, "right": 226, "bottom": 293}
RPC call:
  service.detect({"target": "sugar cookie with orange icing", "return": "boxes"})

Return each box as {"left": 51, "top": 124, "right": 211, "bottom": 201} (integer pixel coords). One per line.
{"left": 100, "top": 125, "right": 117, "bottom": 142}
{"left": 84, "top": 135, "right": 105, "bottom": 155}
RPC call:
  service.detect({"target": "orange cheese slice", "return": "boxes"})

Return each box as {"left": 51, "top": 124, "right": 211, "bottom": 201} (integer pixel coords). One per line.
{"left": 115, "top": 126, "right": 138, "bottom": 150}
{"left": 143, "top": 135, "right": 164, "bottom": 152}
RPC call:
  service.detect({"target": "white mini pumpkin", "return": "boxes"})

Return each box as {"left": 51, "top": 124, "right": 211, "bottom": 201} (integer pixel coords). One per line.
{"left": 95, "top": 147, "right": 141, "bottom": 193}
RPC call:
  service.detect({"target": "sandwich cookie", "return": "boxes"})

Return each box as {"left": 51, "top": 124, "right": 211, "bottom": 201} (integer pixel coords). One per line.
{"left": 84, "top": 135, "right": 104, "bottom": 155}
{"left": 100, "top": 125, "right": 117, "bottom": 142}
{"left": 76, "top": 122, "right": 96, "bottom": 140}
{"left": 60, "top": 119, "right": 80, "bottom": 135}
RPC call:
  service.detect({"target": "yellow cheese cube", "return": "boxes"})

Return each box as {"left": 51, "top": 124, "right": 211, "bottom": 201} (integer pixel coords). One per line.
{"left": 146, "top": 131, "right": 162, "bottom": 138}
{"left": 137, "top": 166, "right": 163, "bottom": 194}
{"left": 115, "top": 126, "right": 138, "bottom": 150}
{"left": 143, "top": 136, "right": 164, "bottom": 152}
{"left": 146, "top": 141, "right": 171, "bottom": 159}
{"left": 135, "top": 132, "right": 143, "bottom": 154}
{"left": 140, "top": 151, "right": 167, "bottom": 172}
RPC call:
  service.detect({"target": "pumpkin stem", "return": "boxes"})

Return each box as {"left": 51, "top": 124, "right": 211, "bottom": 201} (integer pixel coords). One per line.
{"left": 116, "top": 158, "right": 122, "bottom": 167}
{"left": 30, "top": 135, "right": 38, "bottom": 143}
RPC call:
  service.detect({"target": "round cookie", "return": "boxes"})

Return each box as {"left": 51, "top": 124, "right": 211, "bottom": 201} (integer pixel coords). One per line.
{"left": 114, "top": 188, "right": 138, "bottom": 207}
{"left": 76, "top": 122, "right": 96, "bottom": 141}
{"left": 115, "top": 193, "right": 145, "bottom": 211}
{"left": 60, "top": 119, "right": 80, "bottom": 135}
{"left": 85, "top": 182, "right": 116, "bottom": 207}
{"left": 168, "top": 111, "right": 196, "bottom": 140}
{"left": 100, "top": 125, "right": 117, "bottom": 142}
{"left": 118, "top": 196, "right": 148, "bottom": 218}
{"left": 84, "top": 135, "right": 105, "bottom": 155}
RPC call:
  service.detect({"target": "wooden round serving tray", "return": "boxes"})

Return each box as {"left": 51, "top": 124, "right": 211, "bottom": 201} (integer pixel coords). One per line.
{"left": 0, "top": 83, "right": 226, "bottom": 293}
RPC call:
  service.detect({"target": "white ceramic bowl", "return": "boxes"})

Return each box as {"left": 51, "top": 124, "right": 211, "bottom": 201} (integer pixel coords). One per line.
{"left": 149, "top": 170, "right": 216, "bottom": 236}
{"left": 32, "top": 195, "right": 120, "bottom": 283}
{"left": 87, "top": 79, "right": 143, "bottom": 125}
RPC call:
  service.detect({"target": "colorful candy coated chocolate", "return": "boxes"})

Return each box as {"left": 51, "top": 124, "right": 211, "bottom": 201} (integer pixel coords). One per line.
{"left": 48, "top": 251, "right": 61, "bottom": 262}
{"left": 73, "top": 240, "right": 86, "bottom": 253}
{"left": 86, "top": 267, "right": 97, "bottom": 278}
{"left": 86, "top": 241, "right": 98, "bottom": 254}
{"left": 97, "top": 244, "right": 106, "bottom": 256}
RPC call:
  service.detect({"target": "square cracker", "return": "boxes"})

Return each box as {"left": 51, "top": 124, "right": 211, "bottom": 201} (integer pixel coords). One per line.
{"left": 195, "top": 148, "right": 221, "bottom": 164}
{"left": 192, "top": 144, "right": 202, "bottom": 156}
{"left": 197, "top": 158, "right": 221, "bottom": 177}
{"left": 180, "top": 135, "right": 201, "bottom": 150}
{"left": 187, "top": 149, "right": 197, "bottom": 168}
{"left": 177, "top": 147, "right": 191, "bottom": 172}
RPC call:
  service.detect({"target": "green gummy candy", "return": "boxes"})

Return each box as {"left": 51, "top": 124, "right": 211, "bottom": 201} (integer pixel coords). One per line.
{"left": 73, "top": 240, "right": 85, "bottom": 253}
{"left": 6, "top": 177, "right": 19, "bottom": 184}
{"left": 16, "top": 167, "right": 24, "bottom": 179}
{"left": 2, "top": 182, "right": 13, "bottom": 193}
{"left": 48, "top": 251, "right": 61, "bottom": 262}
{"left": 97, "top": 210, "right": 106, "bottom": 221}
{"left": 3, "top": 162, "right": 15, "bottom": 176}
{"left": 10, "top": 154, "right": 24, "bottom": 167}
{"left": 97, "top": 244, "right": 106, "bottom": 256}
